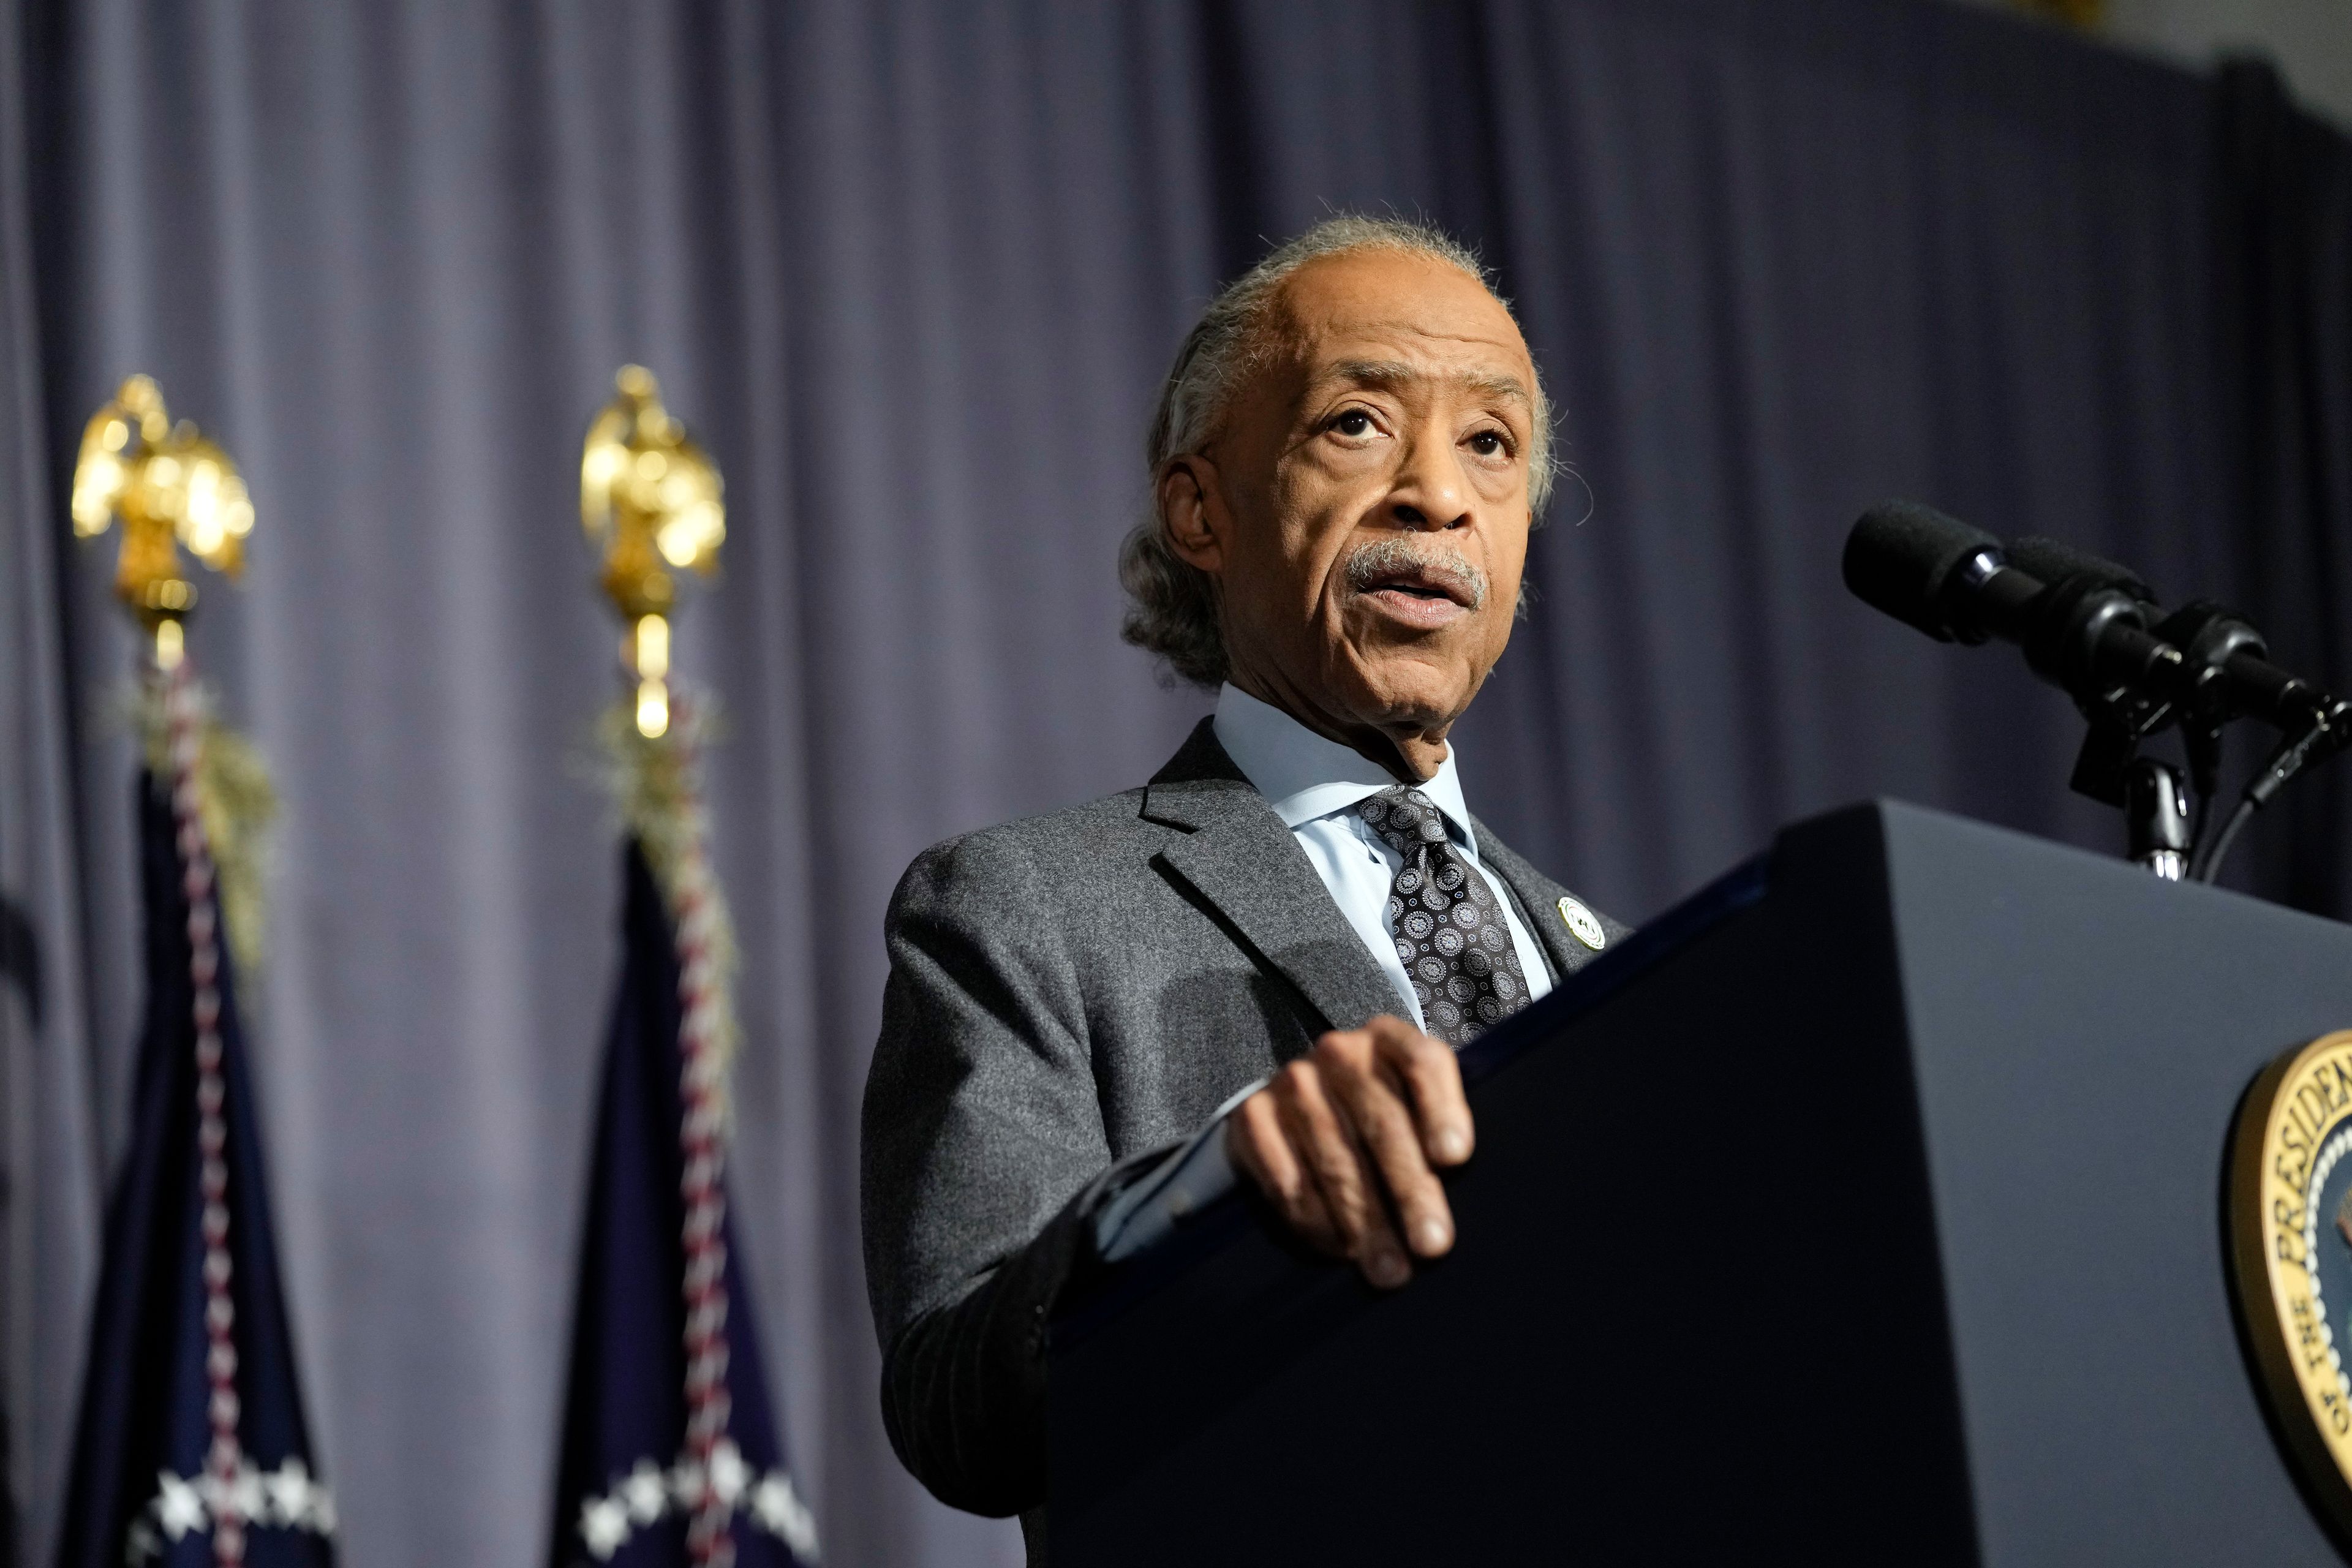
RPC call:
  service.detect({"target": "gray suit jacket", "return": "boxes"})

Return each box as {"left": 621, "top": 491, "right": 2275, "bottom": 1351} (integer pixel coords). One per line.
{"left": 859, "top": 718, "right": 1625, "bottom": 1523}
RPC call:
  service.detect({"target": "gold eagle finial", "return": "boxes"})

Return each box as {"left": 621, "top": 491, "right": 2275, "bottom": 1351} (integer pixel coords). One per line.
{"left": 71, "top": 374, "right": 255, "bottom": 666}
{"left": 581, "top": 365, "right": 725, "bottom": 736}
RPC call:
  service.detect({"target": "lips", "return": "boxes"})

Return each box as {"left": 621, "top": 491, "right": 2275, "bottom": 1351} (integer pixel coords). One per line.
{"left": 1356, "top": 575, "right": 1474, "bottom": 630}
{"left": 1357, "top": 562, "right": 1476, "bottom": 609}
{"left": 1344, "top": 549, "right": 1486, "bottom": 631}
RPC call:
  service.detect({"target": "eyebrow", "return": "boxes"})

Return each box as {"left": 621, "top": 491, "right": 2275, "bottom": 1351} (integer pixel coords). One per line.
{"left": 1314, "top": 357, "right": 1531, "bottom": 407}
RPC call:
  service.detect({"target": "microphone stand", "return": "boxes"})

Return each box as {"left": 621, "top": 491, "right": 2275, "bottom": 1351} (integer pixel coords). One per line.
{"left": 2124, "top": 759, "right": 2190, "bottom": 880}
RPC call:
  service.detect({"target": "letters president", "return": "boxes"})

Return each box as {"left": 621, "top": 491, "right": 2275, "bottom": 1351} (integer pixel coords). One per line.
{"left": 859, "top": 216, "right": 1627, "bottom": 1546}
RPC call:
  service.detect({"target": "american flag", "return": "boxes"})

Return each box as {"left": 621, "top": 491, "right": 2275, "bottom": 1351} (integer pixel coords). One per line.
{"left": 546, "top": 838, "right": 814, "bottom": 1568}
{"left": 56, "top": 665, "right": 334, "bottom": 1568}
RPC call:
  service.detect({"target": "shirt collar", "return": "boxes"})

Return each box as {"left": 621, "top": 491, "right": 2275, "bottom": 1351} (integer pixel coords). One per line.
{"left": 1212, "top": 682, "right": 1480, "bottom": 854}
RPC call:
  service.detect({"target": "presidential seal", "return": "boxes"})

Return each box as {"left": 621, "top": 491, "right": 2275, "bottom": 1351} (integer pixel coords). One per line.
{"left": 2229, "top": 1029, "right": 2352, "bottom": 1539}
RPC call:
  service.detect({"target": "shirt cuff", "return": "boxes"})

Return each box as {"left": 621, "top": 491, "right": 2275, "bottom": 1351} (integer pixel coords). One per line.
{"left": 1093, "top": 1077, "right": 1265, "bottom": 1263}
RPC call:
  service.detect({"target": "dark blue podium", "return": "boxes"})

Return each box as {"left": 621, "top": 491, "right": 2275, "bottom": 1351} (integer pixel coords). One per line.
{"left": 1047, "top": 801, "right": 2352, "bottom": 1565}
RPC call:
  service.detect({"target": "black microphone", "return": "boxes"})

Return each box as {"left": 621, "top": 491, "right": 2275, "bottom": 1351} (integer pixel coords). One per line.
{"left": 1842, "top": 500, "right": 2179, "bottom": 698}
{"left": 1840, "top": 499, "right": 2007, "bottom": 644}
{"left": 2002, "top": 536, "right": 2157, "bottom": 606}
{"left": 1992, "top": 535, "right": 2315, "bottom": 739}
{"left": 1844, "top": 501, "right": 2336, "bottom": 733}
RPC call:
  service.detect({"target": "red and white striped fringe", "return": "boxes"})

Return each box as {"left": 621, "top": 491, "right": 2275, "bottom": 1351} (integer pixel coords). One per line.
{"left": 668, "top": 698, "right": 736, "bottom": 1568}
{"left": 164, "top": 654, "right": 246, "bottom": 1568}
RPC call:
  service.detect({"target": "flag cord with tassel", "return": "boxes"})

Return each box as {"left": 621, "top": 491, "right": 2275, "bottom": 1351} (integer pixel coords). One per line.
{"left": 669, "top": 694, "right": 737, "bottom": 1568}
{"left": 165, "top": 652, "right": 248, "bottom": 1568}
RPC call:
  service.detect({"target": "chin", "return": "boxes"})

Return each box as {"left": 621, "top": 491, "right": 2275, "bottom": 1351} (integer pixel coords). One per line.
{"left": 1345, "top": 648, "right": 1477, "bottom": 731}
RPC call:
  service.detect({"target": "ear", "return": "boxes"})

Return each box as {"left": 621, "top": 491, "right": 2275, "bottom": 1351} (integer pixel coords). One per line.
{"left": 1157, "top": 456, "right": 1224, "bottom": 573}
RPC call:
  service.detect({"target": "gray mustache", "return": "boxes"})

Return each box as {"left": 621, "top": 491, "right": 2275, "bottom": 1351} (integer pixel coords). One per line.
{"left": 1343, "top": 538, "right": 1489, "bottom": 610}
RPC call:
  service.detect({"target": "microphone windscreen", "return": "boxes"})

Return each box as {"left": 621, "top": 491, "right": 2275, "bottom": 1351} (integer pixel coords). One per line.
{"left": 1843, "top": 500, "right": 2003, "bottom": 642}
{"left": 2002, "top": 536, "right": 2158, "bottom": 605}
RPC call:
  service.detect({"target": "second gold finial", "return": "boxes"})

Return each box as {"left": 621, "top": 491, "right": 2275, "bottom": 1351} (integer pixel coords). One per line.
{"left": 582, "top": 366, "right": 725, "bottom": 737}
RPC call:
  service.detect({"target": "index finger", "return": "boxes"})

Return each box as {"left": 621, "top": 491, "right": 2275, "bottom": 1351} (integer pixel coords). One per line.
{"left": 1364, "top": 1014, "right": 1474, "bottom": 1167}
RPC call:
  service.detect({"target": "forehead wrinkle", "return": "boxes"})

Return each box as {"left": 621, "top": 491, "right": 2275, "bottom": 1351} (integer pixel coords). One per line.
{"left": 1310, "top": 356, "right": 1532, "bottom": 409}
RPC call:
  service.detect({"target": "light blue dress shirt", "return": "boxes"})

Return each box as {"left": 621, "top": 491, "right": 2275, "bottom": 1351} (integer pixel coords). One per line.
{"left": 1211, "top": 683, "right": 1555, "bottom": 1025}
{"left": 1095, "top": 684, "right": 1555, "bottom": 1262}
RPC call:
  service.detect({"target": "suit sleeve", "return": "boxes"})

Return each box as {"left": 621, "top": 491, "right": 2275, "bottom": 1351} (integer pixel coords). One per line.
{"left": 860, "top": 829, "right": 1173, "bottom": 1516}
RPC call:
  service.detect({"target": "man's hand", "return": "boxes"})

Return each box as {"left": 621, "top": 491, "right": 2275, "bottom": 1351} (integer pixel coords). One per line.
{"left": 1225, "top": 1014, "right": 1474, "bottom": 1289}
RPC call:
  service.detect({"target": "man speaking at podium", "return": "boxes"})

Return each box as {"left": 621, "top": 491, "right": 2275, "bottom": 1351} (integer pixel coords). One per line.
{"left": 861, "top": 216, "right": 1626, "bottom": 1544}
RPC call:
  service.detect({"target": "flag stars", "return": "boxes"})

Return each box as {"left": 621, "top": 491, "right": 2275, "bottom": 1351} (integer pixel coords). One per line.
{"left": 580, "top": 1496, "right": 630, "bottom": 1559}
{"left": 709, "top": 1439, "right": 749, "bottom": 1506}
{"left": 620, "top": 1460, "right": 666, "bottom": 1523}
{"left": 128, "top": 1462, "right": 338, "bottom": 1562}
{"left": 753, "top": 1472, "right": 820, "bottom": 1562}
{"left": 215, "top": 1463, "right": 266, "bottom": 1523}
{"left": 156, "top": 1472, "right": 206, "bottom": 1540}
{"left": 262, "top": 1458, "right": 315, "bottom": 1526}
{"left": 573, "top": 1452, "right": 820, "bottom": 1564}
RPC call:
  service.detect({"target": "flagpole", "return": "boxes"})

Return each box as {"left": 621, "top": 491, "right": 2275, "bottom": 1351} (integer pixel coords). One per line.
{"left": 63, "top": 378, "right": 331, "bottom": 1568}
{"left": 553, "top": 371, "right": 815, "bottom": 1566}
{"left": 78, "top": 378, "right": 257, "bottom": 1568}
{"left": 581, "top": 368, "right": 758, "bottom": 1567}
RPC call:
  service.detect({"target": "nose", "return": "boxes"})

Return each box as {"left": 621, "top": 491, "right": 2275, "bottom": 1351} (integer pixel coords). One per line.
{"left": 1386, "top": 425, "right": 1470, "bottom": 532}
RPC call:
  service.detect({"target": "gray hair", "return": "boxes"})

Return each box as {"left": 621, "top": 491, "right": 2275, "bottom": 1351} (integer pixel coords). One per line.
{"left": 1119, "top": 214, "right": 1556, "bottom": 688}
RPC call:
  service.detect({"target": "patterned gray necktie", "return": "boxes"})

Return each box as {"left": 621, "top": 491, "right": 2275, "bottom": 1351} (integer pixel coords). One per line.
{"left": 1355, "top": 784, "right": 1531, "bottom": 1046}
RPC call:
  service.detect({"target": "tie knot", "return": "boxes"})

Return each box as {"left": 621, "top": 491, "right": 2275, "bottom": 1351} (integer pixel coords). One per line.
{"left": 1356, "top": 785, "right": 1451, "bottom": 857}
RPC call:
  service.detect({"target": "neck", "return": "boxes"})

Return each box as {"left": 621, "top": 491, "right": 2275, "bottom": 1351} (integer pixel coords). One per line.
{"left": 1227, "top": 670, "right": 1450, "bottom": 783}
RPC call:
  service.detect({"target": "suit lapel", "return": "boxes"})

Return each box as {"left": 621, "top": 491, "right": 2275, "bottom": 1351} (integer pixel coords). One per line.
{"left": 1142, "top": 721, "right": 1403, "bottom": 1041}
{"left": 1472, "top": 817, "right": 1591, "bottom": 983}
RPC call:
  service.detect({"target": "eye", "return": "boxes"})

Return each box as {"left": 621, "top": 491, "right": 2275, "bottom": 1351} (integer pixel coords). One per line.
{"left": 1331, "top": 409, "right": 1378, "bottom": 439}
{"left": 1466, "top": 428, "right": 1511, "bottom": 459}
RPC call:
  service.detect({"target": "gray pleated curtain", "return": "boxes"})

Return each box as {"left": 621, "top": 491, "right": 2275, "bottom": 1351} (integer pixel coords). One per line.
{"left": 3, "top": 4, "right": 2346, "bottom": 1567}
